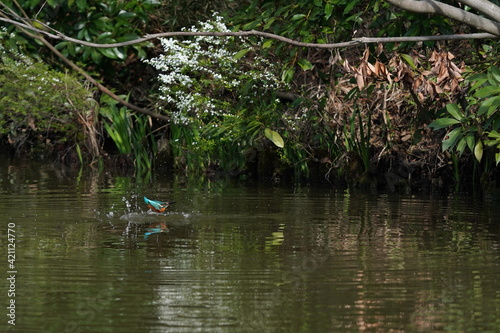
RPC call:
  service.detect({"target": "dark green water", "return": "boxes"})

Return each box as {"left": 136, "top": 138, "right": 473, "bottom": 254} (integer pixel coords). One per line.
{"left": 0, "top": 161, "right": 499, "bottom": 332}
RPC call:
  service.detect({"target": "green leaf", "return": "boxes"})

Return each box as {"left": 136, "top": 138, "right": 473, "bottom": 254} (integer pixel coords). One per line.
{"left": 291, "top": 14, "right": 306, "bottom": 21}
{"left": 263, "top": 18, "right": 276, "bottom": 30}
{"left": 117, "top": 10, "right": 136, "bottom": 19}
{"left": 91, "top": 49, "right": 103, "bottom": 63}
{"left": 113, "top": 47, "right": 126, "bottom": 60}
{"left": 75, "top": 142, "right": 83, "bottom": 165}
{"left": 117, "top": 33, "right": 140, "bottom": 42}
{"left": 233, "top": 48, "right": 251, "bottom": 60}
{"left": 474, "top": 140, "right": 483, "bottom": 162}
{"left": 297, "top": 58, "right": 314, "bottom": 71}
{"left": 488, "top": 130, "right": 500, "bottom": 139}
{"left": 324, "top": 3, "right": 333, "bottom": 20}
{"left": 474, "top": 85, "right": 500, "bottom": 98}
{"left": 100, "top": 48, "right": 118, "bottom": 59}
{"left": 442, "top": 127, "right": 462, "bottom": 151}
{"left": 446, "top": 103, "right": 463, "bottom": 121}
{"left": 74, "top": 21, "right": 86, "bottom": 30}
{"left": 466, "top": 133, "right": 475, "bottom": 151}
{"left": 400, "top": 54, "right": 417, "bottom": 70}
{"left": 282, "top": 67, "right": 295, "bottom": 83}
{"left": 264, "top": 128, "right": 284, "bottom": 148}
{"left": 456, "top": 137, "right": 467, "bottom": 156}
{"left": 343, "top": 0, "right": 360, "bottom": 14}
{"left": 478, "top": 96, "right": 500, "bottom": 116}
{"left": 490, "top": 66, "right": 500, "bottom": 84}
{"left": 262, "top": 40, "right": 273, "bottom": 48}
{"left": 47, "top": 0, "right": 57, "bottom": 8}
{"left": 428, "top": 117, "right": 460, "bottom": 130}
{"left": 243, "top": 20, "right": 261, "bottom": 30}
{"left": 97, "top": 32, "right": 113, "bottom": 41}
{"left": 469, "top": 74, "right": 488, "bottom": 91}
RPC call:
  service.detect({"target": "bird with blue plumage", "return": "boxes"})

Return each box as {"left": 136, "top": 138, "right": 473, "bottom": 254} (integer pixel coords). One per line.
{"left": 144, "top": 196, "right": 175, "bottom": 213}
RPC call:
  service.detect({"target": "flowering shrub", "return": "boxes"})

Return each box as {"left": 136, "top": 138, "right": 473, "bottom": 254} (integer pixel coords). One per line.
{"left": 144, "top": 15, "right": 288, "bottom": 172}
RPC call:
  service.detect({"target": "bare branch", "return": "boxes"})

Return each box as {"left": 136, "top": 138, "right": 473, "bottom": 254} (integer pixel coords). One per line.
{"left": 354, "top": 32, "right": 497, "bottom": 43}
{"left": 386, "top": 0, "right": 500, "bottom": 35}
{"left": 0, "top": 15, "right": 497, "bottom": 51}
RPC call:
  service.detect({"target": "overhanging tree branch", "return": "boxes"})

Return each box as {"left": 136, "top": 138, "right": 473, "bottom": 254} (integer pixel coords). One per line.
{"left": 0, "top": 15, "right": 497, "bottom": 51}
{"left": 0, "top": 10, "right": 170, "bottom": 122}
{"left": 456, "top": 0, "right": 500, "bottom": 22}
{"left": 386, "top": 0, "right": 500, "bottom": 35}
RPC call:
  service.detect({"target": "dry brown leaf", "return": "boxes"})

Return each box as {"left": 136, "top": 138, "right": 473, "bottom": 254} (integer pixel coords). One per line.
{"left": 449, "top": 61, "right": 463, "bottom": 74}
{"left": 450, "top": 70, "right": 462, "bottom": 79}
{"left": 356, "top": 74, "right": 365, "bottom": 90}
{"left": 413, "top": 77, "right": 423, "bottom": 91}
{"left": 28, "top": 116, "right": 37, "bottom": 131}
{"left": 429, "top": 50, "right": 438, "bottom": 62}
{"left": 343, "top": 59, "right": 352, "bottom": 73}
{"left": 367, "top": 61, "right": 376, "bottom": 75}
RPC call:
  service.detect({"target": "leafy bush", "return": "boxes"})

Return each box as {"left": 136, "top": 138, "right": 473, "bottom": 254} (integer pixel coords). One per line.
{"left": 429, "top": 65, "right": 500, "bottom": 165}
{"left": 0, "top": 52, "right": 93, "bottom": 154}
{"left": 144, "top": 15, "right": 288, "bottom": 173}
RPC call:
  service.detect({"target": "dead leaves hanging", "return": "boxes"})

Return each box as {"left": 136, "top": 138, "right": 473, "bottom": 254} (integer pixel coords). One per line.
{"left": 345, "top": 47, "right": 465, "bottom": 102}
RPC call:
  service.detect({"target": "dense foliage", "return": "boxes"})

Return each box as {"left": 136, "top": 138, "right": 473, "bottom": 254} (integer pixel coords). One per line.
{"left": 144, "top": 16, "right": 288, "bottom": 173}
{"left": 0, "top": 33, "right": 94, "bottom": 159}
{"left": 0, "top": 0, "right": 499, "bottom": 192}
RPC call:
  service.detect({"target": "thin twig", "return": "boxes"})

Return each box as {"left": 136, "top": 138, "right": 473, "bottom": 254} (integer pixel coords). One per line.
{"left": 0, "top": 15, "right": 498, "bottom": 50}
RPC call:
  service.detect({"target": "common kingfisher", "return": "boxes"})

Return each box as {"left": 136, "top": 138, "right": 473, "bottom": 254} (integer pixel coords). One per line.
{"left": 144, "top": 196, "right": 176, "bottom": 213}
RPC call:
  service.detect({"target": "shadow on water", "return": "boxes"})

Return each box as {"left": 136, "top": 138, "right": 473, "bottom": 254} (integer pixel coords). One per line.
{"left": 1, "top": 158, "right": 500, "bottom": 332}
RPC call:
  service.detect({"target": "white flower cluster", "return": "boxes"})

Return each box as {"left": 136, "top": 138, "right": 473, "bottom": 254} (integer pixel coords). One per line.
{"left": 144, "top": 15, "right": 284, "bottom": 125}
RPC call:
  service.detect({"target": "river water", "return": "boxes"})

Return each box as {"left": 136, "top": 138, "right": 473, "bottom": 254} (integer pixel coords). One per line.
{"left": 0, "top": 160, "right": 499, "bottom": 332}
